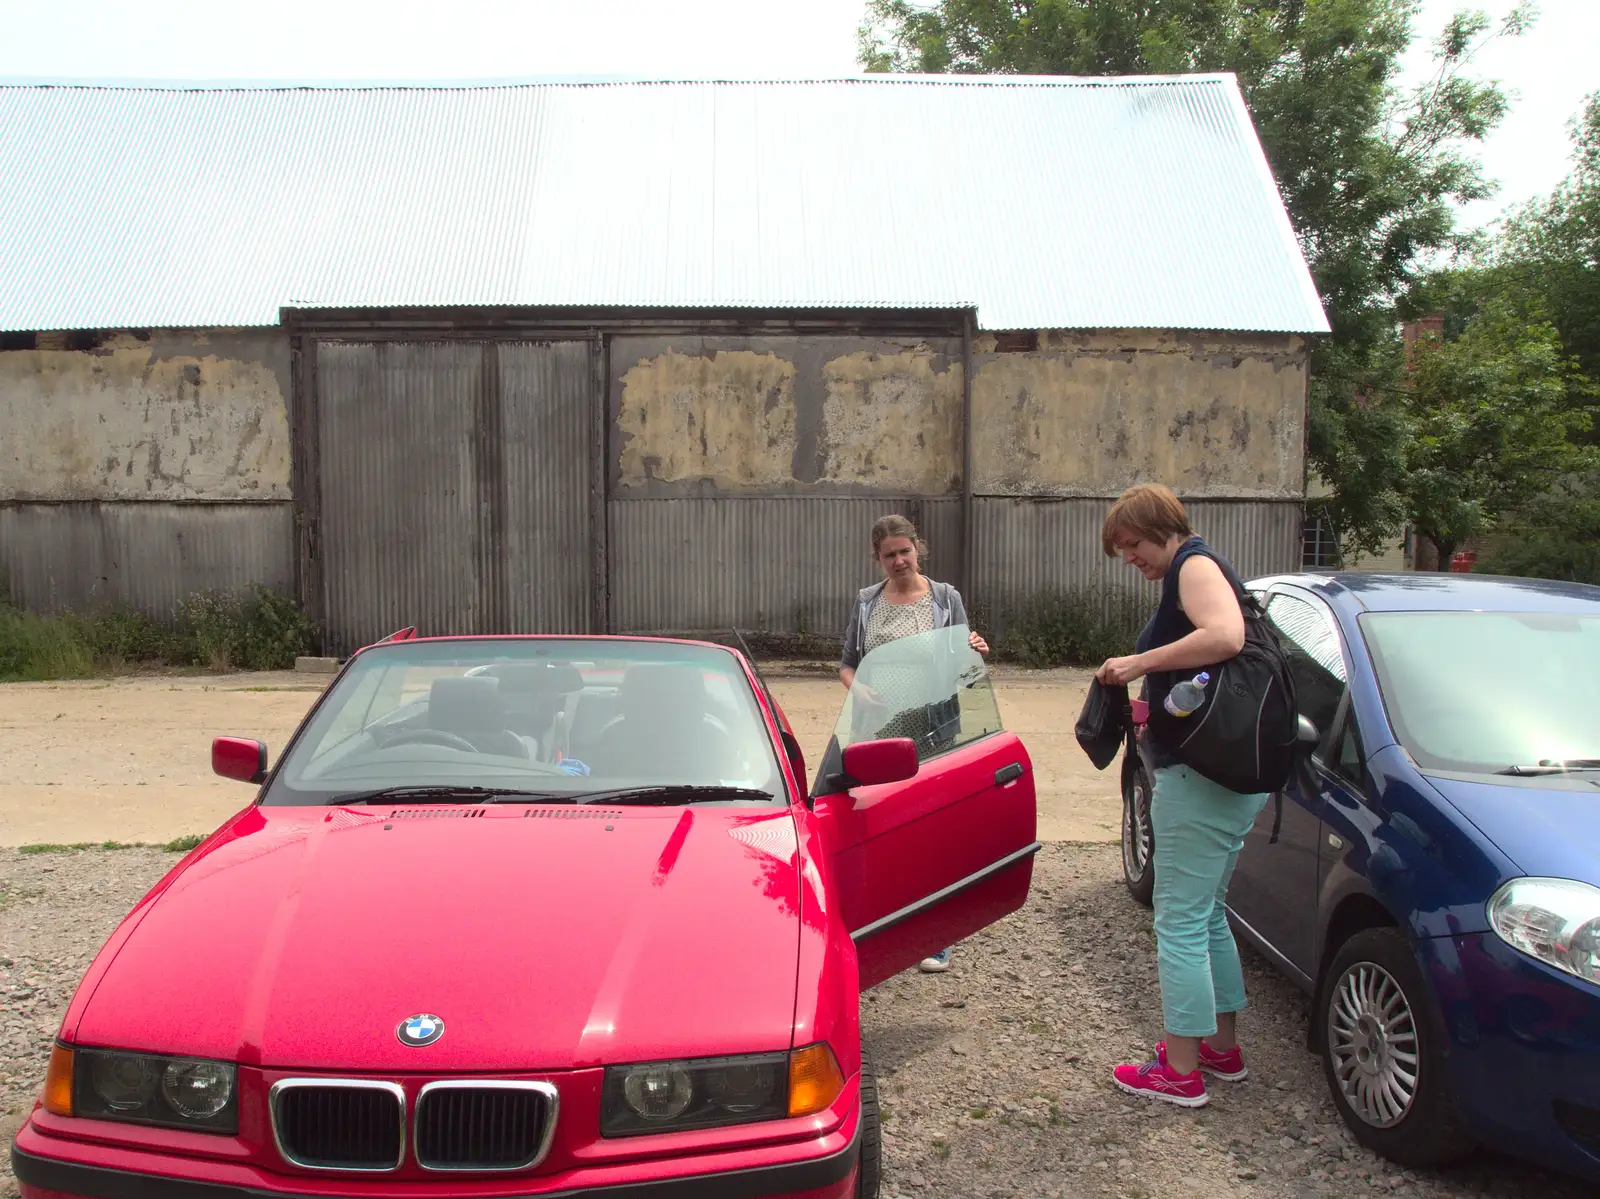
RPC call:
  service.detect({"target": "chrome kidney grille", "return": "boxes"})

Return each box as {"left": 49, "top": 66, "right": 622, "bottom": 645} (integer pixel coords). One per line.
{"left": 268, "top": 1079, "right": 557, "bottom": 1173}
{"left": 270, "top": 1080, "right": 405, "bottom": 1171}
{"left": 416, "top": 1081, "right": 559, "bottom": 1171}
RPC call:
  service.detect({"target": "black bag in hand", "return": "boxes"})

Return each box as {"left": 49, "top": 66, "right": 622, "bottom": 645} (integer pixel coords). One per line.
{"left": 1075, "top": 677, "right": 1129, "bottom": 770}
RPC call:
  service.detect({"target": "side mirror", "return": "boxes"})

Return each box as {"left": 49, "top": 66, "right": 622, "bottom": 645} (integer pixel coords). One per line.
{"left": 840, "top": 738, "right": 919, "bottom": 787}
{"left": 1297, "top": 715, "right": 1320, "bottom": 747}
{"left": 212, "top": 737, "right": 268, "bottom": 784}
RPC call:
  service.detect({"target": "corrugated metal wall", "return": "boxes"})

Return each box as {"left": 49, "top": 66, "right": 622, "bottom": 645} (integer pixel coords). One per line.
{"left": 609, "top": 497, "right": 962, "bottom": 633}
{"left": 0, "top": 502, "right": 292, "bottom": 616}
{"left": 313, "top": 339, "right": 592, "bottom": 654}
{"left": 498, "top": 342, "right": 594, "bottom": 634}
{"left": 971, "top": 498, "right": 1300, "bottom": 606}
{"left": 968, "top": 496, "right": 1301, "bottom": 632}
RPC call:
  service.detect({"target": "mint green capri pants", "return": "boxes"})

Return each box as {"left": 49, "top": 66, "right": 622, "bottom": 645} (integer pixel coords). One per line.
{"left": 1149, "top": 763, "right": 1269, "bottom": 1038}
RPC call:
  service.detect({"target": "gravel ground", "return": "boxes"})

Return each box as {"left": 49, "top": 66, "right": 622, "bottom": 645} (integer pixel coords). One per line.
{"left": 3, "top": 844, "right": 1593, "bottom": 1199}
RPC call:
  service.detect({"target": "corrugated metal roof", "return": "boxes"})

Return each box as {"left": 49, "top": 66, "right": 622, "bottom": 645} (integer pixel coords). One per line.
{"left": 0, "top": 75, "right": 1330, "bottom": 334}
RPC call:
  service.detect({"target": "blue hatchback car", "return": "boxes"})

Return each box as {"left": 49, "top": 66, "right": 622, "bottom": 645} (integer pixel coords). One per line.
{"left": 1118, "top": 572, "right": 1600, "bottom": 1183}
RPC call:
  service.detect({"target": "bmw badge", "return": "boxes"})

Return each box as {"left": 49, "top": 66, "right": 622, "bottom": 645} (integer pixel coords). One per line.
{"left": 397, "top": 1013, "right": 444, "bottom": 1047}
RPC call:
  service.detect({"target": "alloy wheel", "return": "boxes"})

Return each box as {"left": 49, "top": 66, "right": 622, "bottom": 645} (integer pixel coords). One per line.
{"left": 1327, "top": 962, "right": 1420, "bottom": 1128}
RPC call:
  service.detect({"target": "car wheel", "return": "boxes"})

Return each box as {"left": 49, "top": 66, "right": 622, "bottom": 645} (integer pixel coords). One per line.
{"left": 856, "top": 1045, "right": 882, "bottom": 1199}
{"left": 1319, "top": 928, "right": 1474, "bottom": 1168}
{"left": 1120, "top": 758, "right": 1154, "bottom": 908}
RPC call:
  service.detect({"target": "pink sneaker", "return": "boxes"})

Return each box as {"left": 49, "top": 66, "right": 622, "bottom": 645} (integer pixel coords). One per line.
{"left": 1112, "top": 1058, "right": 1209, "bottom": 1108}
{"left": 1156, "top": 1039, "right": 1248, "bottom": 1082}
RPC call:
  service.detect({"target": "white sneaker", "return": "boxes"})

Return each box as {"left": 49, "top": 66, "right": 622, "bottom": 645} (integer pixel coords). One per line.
{"left": 918, "top": 949, "right": 952, "bottom": 973}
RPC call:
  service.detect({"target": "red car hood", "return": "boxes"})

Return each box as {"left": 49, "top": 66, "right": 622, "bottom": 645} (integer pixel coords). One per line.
{"left": 72, "top": 804, "right": 804, "bottom": 1071}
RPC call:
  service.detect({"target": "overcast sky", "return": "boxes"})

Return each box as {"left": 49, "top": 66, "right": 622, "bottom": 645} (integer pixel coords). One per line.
{"left": 1, "top": 0, "right": 1594, "bottom": 234}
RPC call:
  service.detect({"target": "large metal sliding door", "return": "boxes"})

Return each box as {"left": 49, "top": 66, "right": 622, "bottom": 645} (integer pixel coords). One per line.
{"left": 312, "top": 340, "right": 592, "bottom": 654}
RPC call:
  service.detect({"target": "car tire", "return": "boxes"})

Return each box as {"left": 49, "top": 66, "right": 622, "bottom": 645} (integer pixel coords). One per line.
{"left": 856, "top": 1045, "right": 882, "bottom": 1199}
{"left": 1120, "top": 755, "right": 1155, "bottom": 908}
{"left": 1318, "top": 928, "right": 1475, "bottom": 1168}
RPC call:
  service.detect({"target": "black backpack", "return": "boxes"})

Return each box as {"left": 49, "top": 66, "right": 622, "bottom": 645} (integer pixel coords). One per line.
{"left": 1144, "top": 575, "right": 1300, "bottom": 795}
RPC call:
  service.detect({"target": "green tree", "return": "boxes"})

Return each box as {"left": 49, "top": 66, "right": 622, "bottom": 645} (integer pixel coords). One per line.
{"left": 1399, "top": 298, "right": 1593, "bottom": 569}
{"left": 858, "top": 0, "right": 1531, "bottom": 556}
{"left": 1493, "top": 92, "right": 1600, "bottom": 390}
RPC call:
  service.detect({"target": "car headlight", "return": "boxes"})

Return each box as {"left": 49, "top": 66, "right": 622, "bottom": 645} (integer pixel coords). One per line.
{"left": 1488, "top": 877, "right": 1600, "bottom": 985}
{"left": 601, "top": 1043, "right": 845, "bottom": 1137}
{"left": 45, "top": 1044, "right": 237, "bottom": 1134}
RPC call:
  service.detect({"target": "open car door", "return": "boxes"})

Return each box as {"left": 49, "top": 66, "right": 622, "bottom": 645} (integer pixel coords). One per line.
{"left": 810, "top": 625, "right": 1039, "bottom": 988}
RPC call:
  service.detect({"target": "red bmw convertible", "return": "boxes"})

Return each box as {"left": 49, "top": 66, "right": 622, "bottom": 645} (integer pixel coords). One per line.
{"left": 12, "top": 625, "right": 1037, "bottom": 1199}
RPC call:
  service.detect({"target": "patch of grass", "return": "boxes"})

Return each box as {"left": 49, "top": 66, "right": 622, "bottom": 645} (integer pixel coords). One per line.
{"left": 0, "top": 605, "right": 96, "bottom": 681}
{"left": 0, "top": 585, "right": 315, "bottom": 681}
{"left": 20, "top": 840, "right": 141, "bottom": 854}
{"left": 932, "top": 1137, "right": 950, "bottom": 1159}
{"left": 180, "top": 585, "right": 316, "bottom": 672}
{"left": 969, "top": 1106, "right": 989, "bottom": 1120}
{"left": 18, "top": 835, "right": 205, "bottom": 855}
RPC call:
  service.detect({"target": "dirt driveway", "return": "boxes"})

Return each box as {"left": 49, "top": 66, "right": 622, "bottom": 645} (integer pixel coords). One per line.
{"left": 0, "top": 665, "right": 1110, "bottom": 848}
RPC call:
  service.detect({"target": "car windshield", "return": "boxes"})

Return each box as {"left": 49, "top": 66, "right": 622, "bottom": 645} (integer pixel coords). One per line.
{"left": 1359, "top": 610, "right": 1600, "bottom": 776}
{"left": 262, "top": 638, "right": 784, "bottom": 805}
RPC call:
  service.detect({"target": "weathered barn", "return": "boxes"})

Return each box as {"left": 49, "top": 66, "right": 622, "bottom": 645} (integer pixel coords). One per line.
{"left": 0, "top": 75, "right": 1328, "bottom": 654}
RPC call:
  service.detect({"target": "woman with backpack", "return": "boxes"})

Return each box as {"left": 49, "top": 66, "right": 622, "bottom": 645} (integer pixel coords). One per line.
{"left": 839, "top": 513, "right": 988, "bottom": 973}
{"left": 1095, "top": 483, "right": 1270, "bottom": 1108}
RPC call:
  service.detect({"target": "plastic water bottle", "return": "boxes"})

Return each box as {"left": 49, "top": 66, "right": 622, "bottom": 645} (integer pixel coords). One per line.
{"left": 1164, "top": 671, "right": 1211, "bottom": 717}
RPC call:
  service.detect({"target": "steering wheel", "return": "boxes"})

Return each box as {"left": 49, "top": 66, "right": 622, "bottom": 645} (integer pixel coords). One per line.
{"left": 378, "top": 728, "right": 480, "bottom": 753}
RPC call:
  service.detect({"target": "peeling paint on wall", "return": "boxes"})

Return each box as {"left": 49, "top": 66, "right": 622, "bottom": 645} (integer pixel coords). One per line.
{"left": 616, "top": 349, "right": 797, "bottom": 488}
{"left": 0, "top": 331, "right": 292, "bottom": 501}
{"left": 972, "top": 331, "right": 1306, "bottom": 498}
{"left": 819, "top": 350, "right": 961, "bottom": 493}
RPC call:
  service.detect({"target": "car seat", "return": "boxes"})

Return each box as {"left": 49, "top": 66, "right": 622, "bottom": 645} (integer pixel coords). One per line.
{"left": 494, "top": 663, "right": 583, "bottom": 756}
{"left": 426, "top": 676, "right": 529, "bottom": 758}
{"left": 592, "top": 663, "right": 735, "bottom": 780}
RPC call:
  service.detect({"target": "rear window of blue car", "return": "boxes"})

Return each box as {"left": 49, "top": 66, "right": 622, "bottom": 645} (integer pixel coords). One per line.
{"left": 1359, "top": 611, "right": 1600, "bottom": 776}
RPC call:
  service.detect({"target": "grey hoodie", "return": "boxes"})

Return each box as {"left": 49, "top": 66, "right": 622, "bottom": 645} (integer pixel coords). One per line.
{"left": 840, "top": 578, "right": 969, "bottom": 671}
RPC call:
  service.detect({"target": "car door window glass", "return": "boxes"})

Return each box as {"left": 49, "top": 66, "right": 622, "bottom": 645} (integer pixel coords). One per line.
{"left": 1267, "top": 593, "right": 1347, "bottom": 748}
{"left": 835, "top": 624, "right": 1002, "bottom": 763}
{"left": 1334, "top": 711, "right": 1365, "bottom": 786}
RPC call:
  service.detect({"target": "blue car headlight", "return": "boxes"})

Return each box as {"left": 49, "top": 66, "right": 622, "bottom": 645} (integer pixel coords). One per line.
{"left": 1488, "top": 877, "right": 1600, "bottom": 985}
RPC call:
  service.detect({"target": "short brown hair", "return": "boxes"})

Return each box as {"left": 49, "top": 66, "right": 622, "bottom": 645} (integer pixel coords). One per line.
{"left": 871, "top": 513, "right": 928, "bottom": 563}
{"left": 1101, "top": 483, "right": 1192, "bottom": 556}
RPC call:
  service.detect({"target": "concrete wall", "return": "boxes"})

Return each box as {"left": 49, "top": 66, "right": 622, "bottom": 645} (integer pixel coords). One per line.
{"left": 611, "top": 334, "right": 963, "bottom": 496}
{"left": 972, "top": 330, "right": 1306, "bottom": 498}
{"left": 0, "top": 330, "right": 292, "bottom": 502}
{"left": 0, "top": 329, "right": 295, "bottom": 614}
{"left": 608, "top": 329, "right": 1307, "bottom": 500}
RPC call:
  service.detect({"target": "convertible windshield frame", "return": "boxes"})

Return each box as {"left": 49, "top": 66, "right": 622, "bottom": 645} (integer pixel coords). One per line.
{"left": 1357, "top": 609, "right": 1600, "bottom": 778}
{"left": 258, "top": 636, "right": 788, "bottom": 808}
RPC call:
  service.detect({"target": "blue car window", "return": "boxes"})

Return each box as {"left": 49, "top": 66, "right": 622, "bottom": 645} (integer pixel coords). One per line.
{"left": 1267, "top": 592, "right": 1347, "bottom": 747}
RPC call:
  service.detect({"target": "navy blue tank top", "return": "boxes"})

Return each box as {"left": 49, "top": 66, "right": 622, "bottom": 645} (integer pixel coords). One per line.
{"left": 1136, "top": 535, "right": 1243, "bottom": 766}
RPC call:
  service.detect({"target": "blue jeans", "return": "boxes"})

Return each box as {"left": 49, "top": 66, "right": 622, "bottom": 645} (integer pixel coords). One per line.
{"left": 1149, "top": 764, "right": 1268, "bottom": 1038}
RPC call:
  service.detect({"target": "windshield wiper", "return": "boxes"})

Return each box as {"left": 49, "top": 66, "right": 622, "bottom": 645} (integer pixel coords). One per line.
{"left": 333, "top": 785, "right": 573, "bottom": 805}
{"left": 571, "top": 785, "right": 776, "bottom": 806}
{"left": 1496, "top": 759, "right": 1600, "bottom": 776}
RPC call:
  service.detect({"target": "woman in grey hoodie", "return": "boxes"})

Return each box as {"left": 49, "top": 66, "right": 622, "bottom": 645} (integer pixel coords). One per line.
{"left": 839, "top": 514, "right": 989, "bottom": 972}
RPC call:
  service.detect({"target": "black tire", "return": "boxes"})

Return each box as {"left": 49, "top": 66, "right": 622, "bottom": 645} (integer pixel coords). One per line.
{"left": 1120, "top": 754, "right": 1155, "bottom": 908}
{"left": 856, "top": 1045, "right": 882, "bottom": 1199}
{"left": 1318, "top": 928, "right": 1475, "bottom": 1168}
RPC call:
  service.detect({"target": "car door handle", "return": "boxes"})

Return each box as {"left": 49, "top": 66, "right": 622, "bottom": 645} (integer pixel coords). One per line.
{"left": 995, "top": 763, "right": 1024, "bottom": 786}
